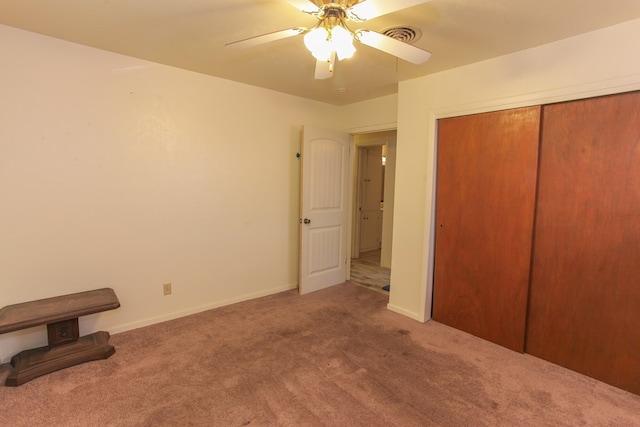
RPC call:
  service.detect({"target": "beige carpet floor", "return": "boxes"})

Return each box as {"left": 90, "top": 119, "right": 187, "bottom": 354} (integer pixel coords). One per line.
{"left": 1, "top": 282, "right": 639, "bottom": 426}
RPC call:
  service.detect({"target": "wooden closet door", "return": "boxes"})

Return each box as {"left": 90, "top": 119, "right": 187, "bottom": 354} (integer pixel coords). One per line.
{"left": 433, "top": 106, "right": 541, "bottom": 352}
{"left": 527, "top": 91, "right": 640, "bottom": 395}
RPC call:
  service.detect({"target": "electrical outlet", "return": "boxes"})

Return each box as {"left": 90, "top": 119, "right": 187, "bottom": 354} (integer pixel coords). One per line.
{"left": 163, "top": 282, "right": 172, "bottom": 296}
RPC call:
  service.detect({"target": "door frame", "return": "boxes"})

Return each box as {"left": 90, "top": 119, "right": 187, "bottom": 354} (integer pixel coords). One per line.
{"left": 350, "top": 131, "right": 396, "bottom": 269}
{"left": 419, "top": 83, "right": 640, "bottom": 322}
{"left": 298, "top": 125, "right": 398, "bottom": 292}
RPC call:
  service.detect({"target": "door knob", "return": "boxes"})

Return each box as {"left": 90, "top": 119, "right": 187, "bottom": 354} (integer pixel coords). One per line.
{"left": 303, "top": 218, "right": 311, "bottom": 224}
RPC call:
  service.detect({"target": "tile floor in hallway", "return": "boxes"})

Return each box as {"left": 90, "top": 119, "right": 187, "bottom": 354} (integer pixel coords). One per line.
{"left": 350, "top": 249, "right": 391, "bottom": 294}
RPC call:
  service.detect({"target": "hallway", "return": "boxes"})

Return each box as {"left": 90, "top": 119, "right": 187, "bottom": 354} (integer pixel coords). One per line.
{"left": 350, "top": 249, "right": 390, "bottom": 294}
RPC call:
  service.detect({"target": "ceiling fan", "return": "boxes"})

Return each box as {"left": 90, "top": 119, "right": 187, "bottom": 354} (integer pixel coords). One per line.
{"left": 226, "top": 0, "right": 432, "bottom": 80}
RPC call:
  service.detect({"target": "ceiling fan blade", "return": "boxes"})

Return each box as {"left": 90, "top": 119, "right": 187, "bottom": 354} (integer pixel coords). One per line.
{"left": 349, "top": 0, "right": 431, "bottom": 21}
{"left": 314, "top": 52, "right": 336, "bottom": 80}
{"left": 226, "top": 27, "right": 306, "bottom": 49}
{"left": 286, "top": 0, "right": 321, "bottom": 14}
{"left": 356, "top": 29, "right": 431, "bottom": 64}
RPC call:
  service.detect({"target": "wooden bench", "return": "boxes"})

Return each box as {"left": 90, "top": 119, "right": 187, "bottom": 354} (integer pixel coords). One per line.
{"left": 0, "top": 288, "right": 120, "bottom": 386}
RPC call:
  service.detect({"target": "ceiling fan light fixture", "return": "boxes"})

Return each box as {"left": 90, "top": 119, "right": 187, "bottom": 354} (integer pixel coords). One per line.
{"left": 332, "top": 25, "right": 356, "bottom": 60}
{"left": 304, "top": 9, "right": 357, "bottom": 63}
{"left": 304, "top": 27, "right": 332, "bottom": 61}
{"left": 228, "top": 1, "right": 433, "bottom": 80}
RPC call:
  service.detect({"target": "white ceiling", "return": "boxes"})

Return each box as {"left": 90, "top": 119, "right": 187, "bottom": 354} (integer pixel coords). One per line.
{"left": 2, "top": 0, "right": 640, "bottom": 105}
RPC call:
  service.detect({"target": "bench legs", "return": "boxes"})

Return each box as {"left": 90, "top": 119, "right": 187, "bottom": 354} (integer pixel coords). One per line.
{"left": 5, "top": 319, "right": 115, "bottom": 386}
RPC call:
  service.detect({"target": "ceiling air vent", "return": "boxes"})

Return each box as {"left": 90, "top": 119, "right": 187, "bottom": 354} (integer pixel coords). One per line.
{"left": 381, "top": 26, "right": 421, "bottom": 44}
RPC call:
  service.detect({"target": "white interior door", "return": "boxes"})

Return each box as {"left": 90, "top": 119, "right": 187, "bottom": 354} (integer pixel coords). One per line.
{"left": 299, "top": 126, "right": 350, "bottom": 295}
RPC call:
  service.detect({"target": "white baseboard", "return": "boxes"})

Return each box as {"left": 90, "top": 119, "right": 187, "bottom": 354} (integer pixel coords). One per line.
{"left": 108, "top": 283, "right": 298, "bottom": 335}
{"left": 0, "top": 283, "right": 298, "bottom": 365}
{"left": 386, "top": 303, "right": 427, "bottom": 322}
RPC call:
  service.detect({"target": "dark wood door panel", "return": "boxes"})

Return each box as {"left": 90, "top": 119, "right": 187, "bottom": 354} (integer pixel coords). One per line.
{"left": 434, "top": 106, "right": 541, "bottom": 352}
{"left": 527, "top": 91, "right": 640, "bottom": 395}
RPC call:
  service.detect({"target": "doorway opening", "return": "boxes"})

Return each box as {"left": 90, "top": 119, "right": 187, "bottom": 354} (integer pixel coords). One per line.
{"left": 349, "top": 130, "right": 396, "bottom": 294}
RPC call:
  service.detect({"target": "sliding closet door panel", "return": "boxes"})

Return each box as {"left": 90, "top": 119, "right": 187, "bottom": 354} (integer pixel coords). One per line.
{"left": 433, "top": 106, "right": 541, "bottom": 352}
{"left": 527, "top": 91, "right": 640, "bottom": 395}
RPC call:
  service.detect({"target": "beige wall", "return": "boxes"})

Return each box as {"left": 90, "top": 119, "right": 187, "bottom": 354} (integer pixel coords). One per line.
{"left": 3, "top": 16, "right": 640, "bottom": 362}
{"left": 0, "top": 25, "right": 340, "bottom": 362}
{"left": 389, "top": 18, "right": 640, "bottom": 321}
{"left": 339, "top": 94, "right": 398, "bottom": 134}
